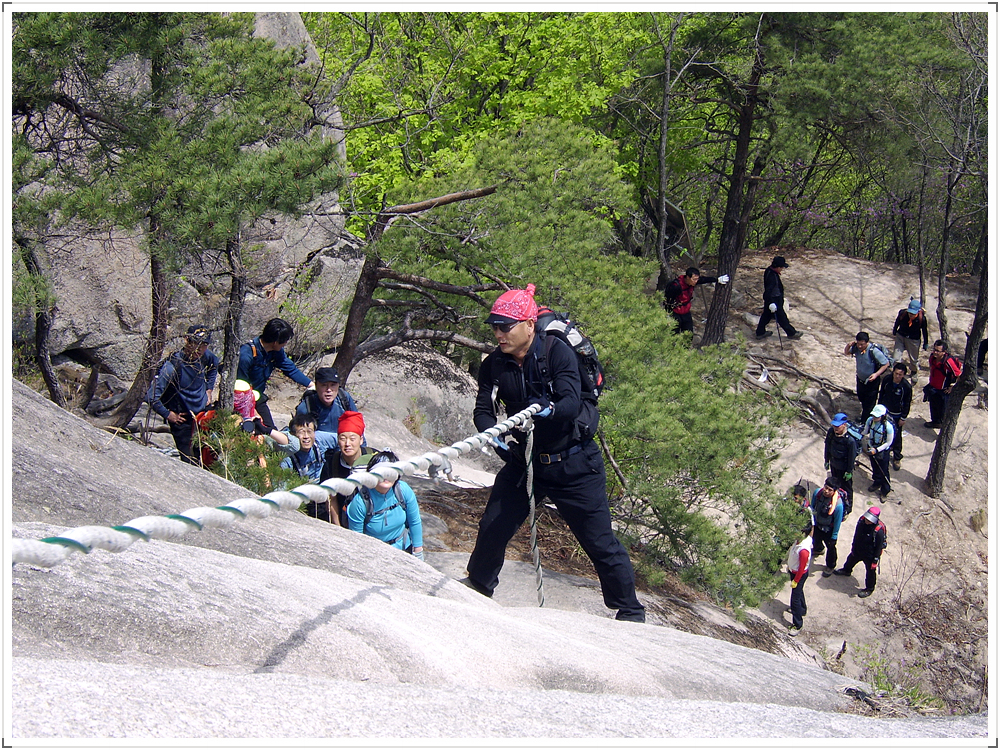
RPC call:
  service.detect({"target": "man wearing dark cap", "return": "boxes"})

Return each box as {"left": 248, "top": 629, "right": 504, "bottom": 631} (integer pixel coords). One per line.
{"left": 755, "top": 256, "right": 803, "bottom": 341}
{"left": 149, "top": 325, "right": 220, "bottom": 465}
{"left": 462, "top": 284, "right": 646, "bottom": 623}
{"left": 295, "top": 366, "right": 359, "bottom": 435}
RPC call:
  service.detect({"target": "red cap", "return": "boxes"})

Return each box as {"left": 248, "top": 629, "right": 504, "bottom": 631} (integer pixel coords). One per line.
{"left": 338, "top": 410, "right": 365, "bottom": 437}
{"left": 485, "top": 284, "right": 538, "bottom": 324}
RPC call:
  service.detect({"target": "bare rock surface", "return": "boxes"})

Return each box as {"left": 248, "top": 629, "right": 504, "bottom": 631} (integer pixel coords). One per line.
{"left": 8, "top": 379, "right": 988, "bottom": 739}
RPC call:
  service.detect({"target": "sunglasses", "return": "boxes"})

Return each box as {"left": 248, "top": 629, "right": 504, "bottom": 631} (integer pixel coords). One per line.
{"left": 490, "top": 320, "right": 523, "bottom": 334}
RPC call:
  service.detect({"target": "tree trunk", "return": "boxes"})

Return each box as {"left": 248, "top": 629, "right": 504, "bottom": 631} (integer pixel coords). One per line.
{"left": 19, "top": 241, "right": 66, "bottom": 407}
{"left": 332, "top": 252, "right": 383, "bottom": 386}
{"left": 700, "top": 40, "right": 766, "bottom": 347}
{"left": 926, "top": 258, "right": 987, "bottom": 497}
{"left": 109, "top": 247, "right": 171, "bottom": 429}
{"left": 934, "top": 169, "right": 957, "bottom": 347}
{"left": 218, "top": 234, "right": 247, "bottom": 410}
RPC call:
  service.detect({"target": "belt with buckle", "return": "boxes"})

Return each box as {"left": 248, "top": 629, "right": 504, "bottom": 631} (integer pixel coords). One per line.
{"left": 536, "top": 444, "right": 583, "bottom": 465}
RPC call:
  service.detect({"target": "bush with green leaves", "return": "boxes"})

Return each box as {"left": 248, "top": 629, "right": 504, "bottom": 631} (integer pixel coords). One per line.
{"left": 199, "top": 410, "right": 310, "bottom": 500}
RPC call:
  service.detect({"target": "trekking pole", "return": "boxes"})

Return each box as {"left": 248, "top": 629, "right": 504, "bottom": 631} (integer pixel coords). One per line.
{"left": 869, "top": 446, "right": 891, "bottom": 492}
{"left": 776, "top": 320, "right": 784, "bottom": 351}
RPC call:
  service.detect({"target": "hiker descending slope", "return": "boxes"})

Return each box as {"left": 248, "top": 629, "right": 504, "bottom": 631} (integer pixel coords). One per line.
{"left": 892, "top": 298, "right": 929, "bottom": 380}
{"left": 923, "top": 339, "right": 963, "bottom": 429}
{"left": 878, "top": 363, "right": 912, "bottom": 472}
{"left": 810, "top": 477, "right": 846, "bottom": 576}
{"left": 863, "top": 404, "right": 895, "bottom": 500}
{"left": 786, "top": 513, "right": 814, "bottom": 636}
{"left": 463, "top": 283, "right": 645, "bottom": 623}
{"left": 754, "top": 256, "right": 803, "bottom": 341}
{"left": 824, "top": 413, "right": 859, "bottom": 515}
{"left": 844, "top": 332, "right": 891, "bottom": 420}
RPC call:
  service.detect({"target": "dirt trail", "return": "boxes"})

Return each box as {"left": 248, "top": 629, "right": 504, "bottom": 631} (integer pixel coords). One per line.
{"left": 724, "top": 247, "right": 988, "bottom": 711}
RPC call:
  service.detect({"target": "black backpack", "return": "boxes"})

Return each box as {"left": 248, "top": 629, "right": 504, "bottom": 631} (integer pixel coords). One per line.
{"left": 536, "top": 306, "right": 606, "bottom": 400}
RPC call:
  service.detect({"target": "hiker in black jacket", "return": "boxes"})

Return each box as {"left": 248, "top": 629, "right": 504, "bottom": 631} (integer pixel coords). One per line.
{"left": 754, "top": 256, "right": 803, "bottom": 341}
{"left": 463, "top": 284, "right": 645, "bottom": 623}
{"left": 834, "top": 506, "right": 887, "bottom": 598}
{"left": 824, "top": 413, "right": 859, "bottom": 515}
{"left": 891, "top": 299, "right": 929, "bottom": 380}
{"left": 878, "top": 363, "right": 913, "bottom": 471}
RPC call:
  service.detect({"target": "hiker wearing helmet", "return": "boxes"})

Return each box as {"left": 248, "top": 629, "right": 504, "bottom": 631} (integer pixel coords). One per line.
{"left": 810, "top": 477, "right": 846, "bottom": 576}
{"left": 148, "top": 325, "right": 219, "bottom": 465}
{"left": 833, "top": 506, "right": 888, "bottom": 598}
{"left": 892, "top": 299, "right": 929, "bottom": 381}
{"left": 863, "top": 404, "right": 895, "bottom": 499}
{"left": 878, "top": 362, "right": 912, "bottom": 471}
{"left": 845, "top": 331, "right": 890, "bottom": 420}
{"left": 346, "top": 450, "right": 424, "bottom": 560}
{"left": 754, "top": 256, "right": 803, "bottom": 341}
{"left": 661, "top": 266, "right": 729, "bottom": 334}
{"left": 824, "top": 413, "right": 859, "bottom": 515}
{"left": 463, "top": 284, "right": 645, "bottom": 623}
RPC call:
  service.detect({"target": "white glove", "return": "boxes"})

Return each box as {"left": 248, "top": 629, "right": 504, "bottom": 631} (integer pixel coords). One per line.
{"left": 769, "top": 303, "right": 778, "bottom": 313}
{"left": 717, "top": 274, "right": 729, "bottom": 285}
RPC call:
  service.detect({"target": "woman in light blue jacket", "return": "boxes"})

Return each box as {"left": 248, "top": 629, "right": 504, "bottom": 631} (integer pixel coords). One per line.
{"left": 346, "top": 450, "right": 424, "bottom": 560}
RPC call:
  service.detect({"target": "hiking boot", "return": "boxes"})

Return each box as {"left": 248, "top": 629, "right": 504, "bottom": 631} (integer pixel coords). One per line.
{"left": 788, "top": 625, "right": 802, "bottom": 637}
{"left": 457, "top": 576, "right": 493, "bottom": 598}
{"left": 891, "top": 459, "right": 901, "bottom": 471}
{"left": 616, "top": 608, "right": 646, "bottom": 623}
{"left": 858, "top": 589, "right": 874, "bottom": 599}
{"left": 832, "top": 568, "right": 849, "bottom": 576}
{"left": 787, "top": 331, "right": 804, "bottom": 340}
{"left": 821, "top": 568, "right": 833, "bottom": 578}
{"left": 755, "top": 331, "right": 774, "bottom": 340}
{"left": 880, "top": 488, "right": 892, "bottom": 499}
{"left": 867, "top": 484, "right": 880, "bottom": 493}
{"left": 924, "top": 421, "right": 940, "bottom": 429}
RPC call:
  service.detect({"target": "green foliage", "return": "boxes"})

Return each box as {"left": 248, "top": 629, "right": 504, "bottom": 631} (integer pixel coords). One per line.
{"left": 200, "top": 410, "right": 308, "bottom": 498}
{"left": 854, "top": 643, "right": 947, "bottom": 712}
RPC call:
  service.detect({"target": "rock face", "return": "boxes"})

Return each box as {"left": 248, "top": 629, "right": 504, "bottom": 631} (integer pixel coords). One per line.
{"left": 9, "top": 380, "right": 987, "bottom": 739}
{"left": 25, "top": 12, "right": 352, "bottom": 378}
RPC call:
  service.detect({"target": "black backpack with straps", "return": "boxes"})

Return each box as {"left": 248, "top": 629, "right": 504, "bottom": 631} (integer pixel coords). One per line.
{"left": 356, "top": 483, "right": 409, "bottom": 544}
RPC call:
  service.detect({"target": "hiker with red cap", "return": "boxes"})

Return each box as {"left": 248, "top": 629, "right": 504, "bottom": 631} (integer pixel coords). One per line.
{"left": 319, "top": 410, "right": 377, "bottom": 525}
{"left": 754, "top": 256, "right": 803, "bottom": 341}
{"left": 461, "top": 284, "right": 646, "bottom": 623}
{"left": 833, "top": 506, "right": 888, "bottom": 598}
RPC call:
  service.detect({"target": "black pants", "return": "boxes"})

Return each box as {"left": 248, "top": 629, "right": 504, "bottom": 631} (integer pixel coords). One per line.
{"left": 856, "top": 376, "right": 881, "bottom": 420}
{"left": 672, "top": 310, "right": 694, "bottom": 333}
{"left": 841, "top": 552, "right": 878, "bottom": 592}
{"left": 812, "top": 527, "right": 838, "bottom": 569}
{"left": 467, "top": 440, "right": 644, "bottom": 616}
{"left": 830, "top": 465, "right": 854, "bottom": 515}
{"left": 169, "top": 415, "right": 198, "bottom": 465}
{"left": 755, "top": 301, "right": 796, "bottom": 337}
{"left": 926, "top": 386, "right": 949, "bottom": 424}
{"left": 255, "top": 397, "right": 275, "bottom": 430}
{"left": 869, "top": 449, "right": 891, "bottom": 495}
{"left": 789, "top": 570, "right": 808, "bottom": 628}
{"left": 887, "top": 414, "right": 904, "bottom": 461}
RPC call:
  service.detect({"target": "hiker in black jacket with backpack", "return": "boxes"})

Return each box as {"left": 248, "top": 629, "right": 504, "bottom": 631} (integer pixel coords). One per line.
{"left": 463, "top": 284, "right": 645, "bottom": 623}
{"left": 878, "top": 363, "right": 912, "bottom": 471}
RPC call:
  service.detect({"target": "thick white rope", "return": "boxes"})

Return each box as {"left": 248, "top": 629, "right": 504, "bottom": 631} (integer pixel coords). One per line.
{"left": 11, "top": 404, "right": 542, "bottom": 569}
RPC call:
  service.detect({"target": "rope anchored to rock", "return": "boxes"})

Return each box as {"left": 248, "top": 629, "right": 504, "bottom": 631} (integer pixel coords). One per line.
{"left": 11, "top": 404, "right": 544, "bottom": 574}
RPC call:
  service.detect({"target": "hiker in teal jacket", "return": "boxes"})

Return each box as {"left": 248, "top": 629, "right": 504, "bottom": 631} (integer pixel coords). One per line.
{"left": 346, "top": 451, "right": 424, "bottom": 559}
{"left": 810, "top": 477, "right": 845, "bottom": 574}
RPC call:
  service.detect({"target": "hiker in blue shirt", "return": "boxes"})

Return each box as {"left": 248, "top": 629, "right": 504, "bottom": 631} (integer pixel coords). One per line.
{"left": 810, "top": 476, "right": 846, "bottom": 576}
{"left": 237, "top": 318, "right": 313, "bottom": 429}
{"left": 844, "top": 331, "right": 890, "bottom": 420}
{"left": 275, "top": 413, "right": 340, "bottom": 522}
{"left": 149, "top": 325, "right": 219, "bottom": 465}
{"left": 346, "top": 450, "right": 424, "bottom": 560}
{"left": 294, "top": 366, "right": 360, "bottom": 437}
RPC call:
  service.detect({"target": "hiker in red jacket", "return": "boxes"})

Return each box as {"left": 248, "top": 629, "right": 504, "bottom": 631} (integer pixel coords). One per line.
{"left": 662, "top": 266, "right": 729, "bottom": 334}
{"left": 923, "top": 339, "right": 962, "bottom": 429}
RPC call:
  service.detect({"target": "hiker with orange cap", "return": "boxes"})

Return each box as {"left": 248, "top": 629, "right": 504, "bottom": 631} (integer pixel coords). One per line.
{"left": 461, "top": 283, "right": 646, "bottom": 623}
{"left": 833, "top": 506, "right": 888, "bottom": 598}
{"left": 319, "top": 410, "right": 377, "bottom": 525}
